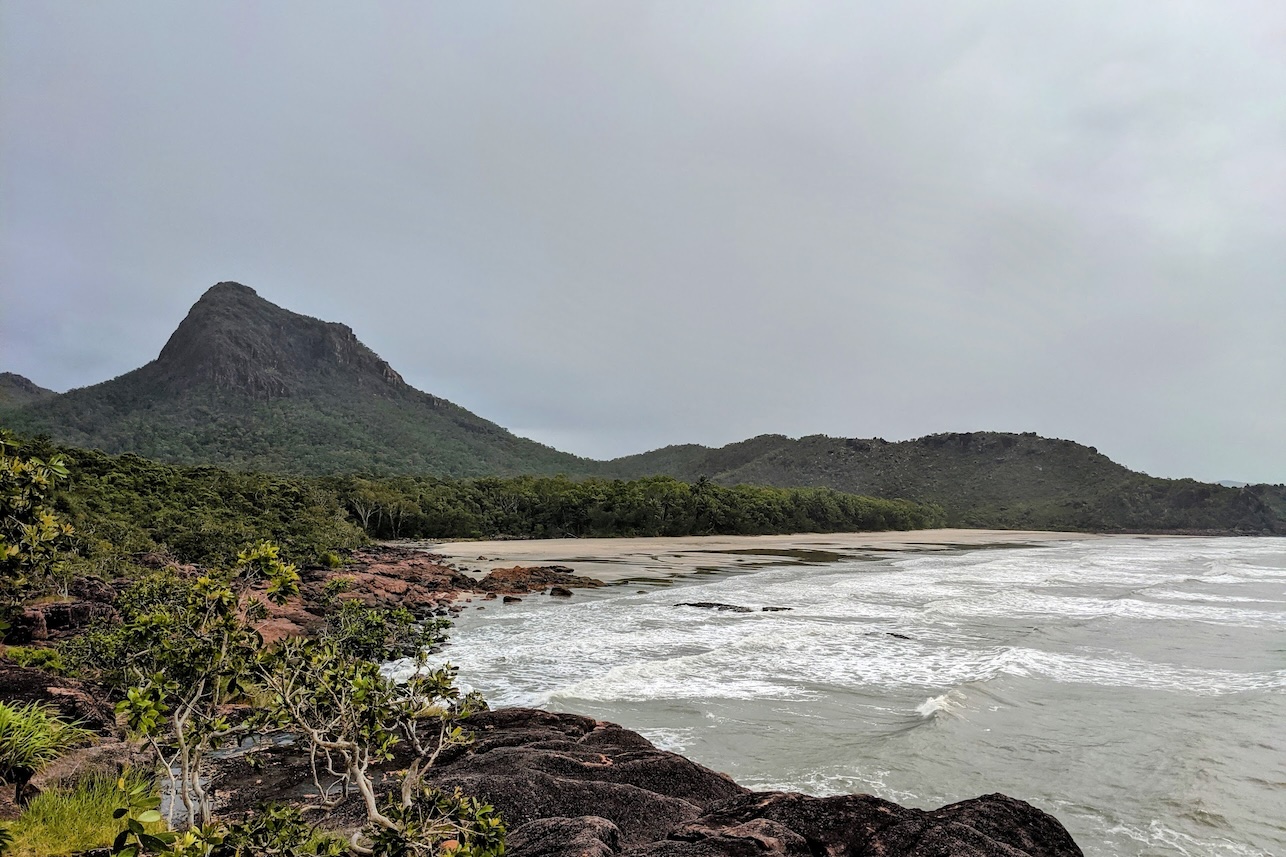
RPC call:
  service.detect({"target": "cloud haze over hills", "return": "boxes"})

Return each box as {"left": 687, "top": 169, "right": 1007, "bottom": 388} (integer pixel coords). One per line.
{"left": 2, "top": 2, "right": 1284, "bottom": 482}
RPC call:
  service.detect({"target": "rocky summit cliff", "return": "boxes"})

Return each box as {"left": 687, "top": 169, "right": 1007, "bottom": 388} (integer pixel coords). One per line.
{"left": 0, "top": 283, "right": 591, "bottom": 477}
{"left": 151, "top": 282, "right": 407, "bottom": 399}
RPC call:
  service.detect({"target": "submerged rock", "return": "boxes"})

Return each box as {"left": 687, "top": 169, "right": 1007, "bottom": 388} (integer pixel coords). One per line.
{"left": 674, "top": 602, "right": 753, "bottom": 613}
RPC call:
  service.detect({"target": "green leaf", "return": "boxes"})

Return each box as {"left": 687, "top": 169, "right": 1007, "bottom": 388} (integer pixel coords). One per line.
{"left": 140, "top": 832, "right": 175, "bottom": 849}
{"left": 136, "top": 809, "right": 162, "bottom": 823}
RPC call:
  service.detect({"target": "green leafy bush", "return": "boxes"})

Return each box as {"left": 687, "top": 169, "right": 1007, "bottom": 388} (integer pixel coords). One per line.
{"left": 369, "top": 787, "right": 505, "bottom": 857}
{"left": 2, "top": 645, "right": 66, "bottom": 675}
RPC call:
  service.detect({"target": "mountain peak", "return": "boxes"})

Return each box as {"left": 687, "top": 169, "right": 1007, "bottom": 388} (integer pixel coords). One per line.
{"left": 200, "top": 281, "right": 259, "bottom": 301}
{"left": 152, "top": 282, "right": 405, "bottom": 398}
{"left": 0, "top": 372, "right": 56, "bottom": 405}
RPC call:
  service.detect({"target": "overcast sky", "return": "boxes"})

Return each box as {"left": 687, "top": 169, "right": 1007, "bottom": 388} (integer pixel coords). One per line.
{"left": 2, "top": 2, "right": 1284, "bottom": 482}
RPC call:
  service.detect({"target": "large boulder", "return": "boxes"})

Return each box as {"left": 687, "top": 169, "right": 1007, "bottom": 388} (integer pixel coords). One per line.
{"left": 426, "top": 709, "right": 745, "bottom": 845}
{"left": 424, "top": 709, "right": 1084, "bottom": 857}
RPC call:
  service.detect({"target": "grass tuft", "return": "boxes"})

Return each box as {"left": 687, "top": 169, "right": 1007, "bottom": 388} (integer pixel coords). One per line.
{"left": 0, "top": 701, "right": 93, "bottom": 792}
{"left": 5, "top": 772, "right": 161, "bottom": 857}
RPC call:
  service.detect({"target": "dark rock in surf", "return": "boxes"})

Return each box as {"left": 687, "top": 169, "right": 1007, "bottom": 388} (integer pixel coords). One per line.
{"left": 760, "top": 606, "right": 792, "bottom": 612}
{"left": 675, "top": 602, "right": 753, "bottom": 613}
{"left": 549, "top": 586, "right": 574, "bottom": 597}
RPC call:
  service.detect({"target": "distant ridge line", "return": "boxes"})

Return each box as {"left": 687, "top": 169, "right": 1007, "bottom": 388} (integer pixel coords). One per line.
{"left": 2, "top": 282, "right": 1281, "bottom": 534}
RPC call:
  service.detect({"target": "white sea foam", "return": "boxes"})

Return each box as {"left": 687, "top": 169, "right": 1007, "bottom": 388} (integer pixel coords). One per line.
{"left": 1100, "top": 820, "right": 1277, "bottom": 857}
{"left": 916, "top": 689, "right": 968, "bottom": 718}
{"left": 429, "top": 537, "right": 1286, "bottom": 857}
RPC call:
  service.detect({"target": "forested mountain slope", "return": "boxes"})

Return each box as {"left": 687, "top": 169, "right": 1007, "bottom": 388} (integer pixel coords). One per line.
{"left": 1, "top": 283, "right": 594, "bottom": 477}
{"left": 606, "top": 432, "right": 1282, "bottom": 533}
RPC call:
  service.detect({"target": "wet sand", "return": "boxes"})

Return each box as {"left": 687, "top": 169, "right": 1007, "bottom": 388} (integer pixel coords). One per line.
{"left": 411, "top": 529, "right": 1109, "bottom": 584}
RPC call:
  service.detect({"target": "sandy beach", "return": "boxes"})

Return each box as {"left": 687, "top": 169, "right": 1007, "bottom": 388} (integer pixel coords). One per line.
{"left": 412, "top": 529, "right": 1110, "bottom": 584}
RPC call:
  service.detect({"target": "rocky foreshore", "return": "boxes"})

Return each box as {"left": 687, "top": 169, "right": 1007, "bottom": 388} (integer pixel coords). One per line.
{"left": 428, "top": 709, "right": 1085, "bottom": 856}
{"left": 8, "top": 545, "right": 606, "bottom": 646}
{"left": 3, "top": 546, "right": 1086, "bottom": 854}
{"left": 0, "top": 663, "right": 1086, "bottom": 856}
{"left": 202, "top": 707, "right": 1084, "bottom": 856}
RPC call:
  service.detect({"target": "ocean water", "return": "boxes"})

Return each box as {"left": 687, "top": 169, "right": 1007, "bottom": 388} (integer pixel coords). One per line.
{"left": 401, "top": 537, "right": 1286, "bottom": 856}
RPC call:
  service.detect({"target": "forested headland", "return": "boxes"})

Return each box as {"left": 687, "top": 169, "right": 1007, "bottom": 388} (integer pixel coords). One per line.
{"left": 16, "top": 434, "right": 943, "bottom": 571}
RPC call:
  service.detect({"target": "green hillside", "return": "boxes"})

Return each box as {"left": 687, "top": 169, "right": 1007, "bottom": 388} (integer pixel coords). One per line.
{"left": 607, "top": 432, "right": 1283, "bottom": 534}
{"left": 2, "top": 283, "right": 594, "bottom": 478}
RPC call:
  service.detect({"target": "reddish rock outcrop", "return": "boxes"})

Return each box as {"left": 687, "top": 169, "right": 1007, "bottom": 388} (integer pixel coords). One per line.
{"left": 12, "top": 600, "right": 118, "bottom": 643}
{"left": 253, "top": 548, "right": 476, "bottom": 642}
{"left": 0, "top": 662, "right": 116, "bottom": 734}
{"left": 478, "top": 565, "right": 605, "bottom": 593}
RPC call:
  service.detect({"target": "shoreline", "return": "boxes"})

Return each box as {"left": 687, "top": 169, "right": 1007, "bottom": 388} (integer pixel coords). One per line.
{"left": 407, "top": 528, "right": 1122, "bottom": 585}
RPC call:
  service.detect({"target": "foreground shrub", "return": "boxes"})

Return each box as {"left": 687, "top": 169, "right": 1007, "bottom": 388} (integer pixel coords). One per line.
{"left": 2, "top": 645, "right": 66, "bottom": 674}
{"left": 70, "top": 543, "right": 301, "bottom": 828}
{"left": 369, "top": 787, "right": 505, "bottom": 857}
{"left": 164, "top": 804, "right": 345, "bottom": 856}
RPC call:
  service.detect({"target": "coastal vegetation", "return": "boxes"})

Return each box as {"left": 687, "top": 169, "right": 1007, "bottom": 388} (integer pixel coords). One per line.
{"left": 4, "top": 435, "right": 942, "bottom": 573}
{"left": 0, "top": 432, "right": 507, "bottom": 854}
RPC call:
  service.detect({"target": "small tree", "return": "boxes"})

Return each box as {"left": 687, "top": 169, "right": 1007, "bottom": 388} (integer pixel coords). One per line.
{"left": 256, "top": 605, "right": 489, "bottom": 852}
{"left": 0, "top": 431, "right": 76, "bottom": 641}
{"left": 0, "top": 700, "right": 92, "bottom": 803}
{"left": 70, "top": 541, "right": 301, "bottom": 827}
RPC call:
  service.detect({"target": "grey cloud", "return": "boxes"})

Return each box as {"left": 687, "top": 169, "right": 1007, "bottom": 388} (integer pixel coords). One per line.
{"left": 2, "top": 1, "right": 1283, "bottom": 481}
